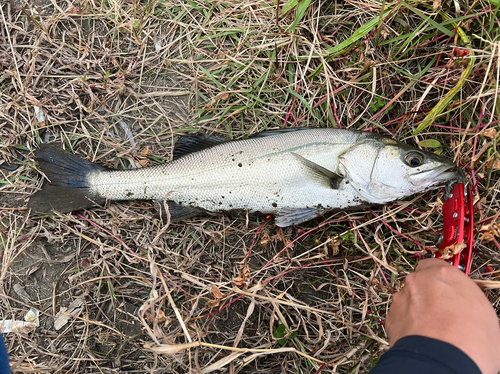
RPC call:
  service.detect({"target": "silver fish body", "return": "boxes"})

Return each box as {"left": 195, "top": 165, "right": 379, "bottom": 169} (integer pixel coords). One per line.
{"left": 29, "top": 128, "right": 463, "bottom": 226}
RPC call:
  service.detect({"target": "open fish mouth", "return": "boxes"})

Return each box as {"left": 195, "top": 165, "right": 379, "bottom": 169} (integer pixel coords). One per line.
{"left": 414, "top": 164, "right": 466, "bottom": 188}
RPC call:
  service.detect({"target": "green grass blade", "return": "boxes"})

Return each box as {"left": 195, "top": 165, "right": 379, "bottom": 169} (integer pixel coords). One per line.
{"left": 413, "top": 13, "right": 475, "bottom": 135}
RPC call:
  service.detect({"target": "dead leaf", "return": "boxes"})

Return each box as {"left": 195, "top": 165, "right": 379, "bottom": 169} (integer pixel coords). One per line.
{"left": 206, "top": 299, "right": 220, "bottom": 308}
{"left": 220, "top": 93, "right": 230, "bottom": 101}
{"left": 371, "top": 278, "right": 391, "bottom": 294}
{"left": 211, "top": 285, "right": 223, "bottom": 299}
{"left": 156, "top": 309, "right": 166, "bottom": 323}
{"left": 54, "top": 297, "right": 84, "bottom": 330}
{"left": 139, "top": 159, "right": 149, "bottom": 167}
{"left": 260, "top": 231, "right": 271, "bottom": 247}
{"left": 479, "top": 222, "right": 500, "bottom": 241}
{"left": 13, "top": 284, "right": 32, "bottom": 302}
{"left": 234, "top": 265, "right": 251, "bottom": 287}
{"left": 145, "top": 309, "right": 166, "bottom": 323}
{"left": 328, "top": 238, "right": 340, "bottom": 257}
{"left": 481, "top": 128, "right": 497, "bottom": 139}
{"left": 437, "top": 241, "right": 466, "bottom": 259}
{"left": 433, "top": 0, "right": 441, "bottom": 10}
{"left": 141, "top": 146, "right": 151, "bottom": 156}
{"left": 206, "top": 285, "right": 226, "bottom": 308}
{"left": 379, "top": 28, "right": 389, "bottom": 39}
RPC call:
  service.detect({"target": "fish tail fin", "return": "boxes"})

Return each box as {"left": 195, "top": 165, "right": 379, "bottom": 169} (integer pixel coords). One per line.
{"left": 28, "top": 144, "right": 107, "bottom": 214}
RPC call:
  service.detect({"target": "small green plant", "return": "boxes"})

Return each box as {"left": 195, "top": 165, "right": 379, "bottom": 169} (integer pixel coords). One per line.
{"left": 273, "top": 323, "right": 298, "bottom": 346}
{"left": 340, "top": 232, "right": 355, "bottom": 242}
{"left": 369, "top": 96, "right": 393, "bottom": 114}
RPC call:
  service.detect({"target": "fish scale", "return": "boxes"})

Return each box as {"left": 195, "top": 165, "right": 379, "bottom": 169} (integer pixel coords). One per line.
{"left": 88, "top": 130, "right": 359, "bottom": 212}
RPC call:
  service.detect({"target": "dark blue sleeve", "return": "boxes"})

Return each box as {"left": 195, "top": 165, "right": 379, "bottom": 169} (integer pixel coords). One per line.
{"left": 370, "top": 335, "right": 481, "bottom": 374}
{"left": 0, "top": 334, "right": 10, "bottom": 374}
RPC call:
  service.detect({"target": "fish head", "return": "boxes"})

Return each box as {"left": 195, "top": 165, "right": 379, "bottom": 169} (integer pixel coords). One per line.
{"left": 339, "top": 136, "right": 465, "bottom": 204}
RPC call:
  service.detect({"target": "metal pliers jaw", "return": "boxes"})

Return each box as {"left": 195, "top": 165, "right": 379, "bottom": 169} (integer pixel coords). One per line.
{"left": 436, "top": 183, "right": 474, "bottom": 275}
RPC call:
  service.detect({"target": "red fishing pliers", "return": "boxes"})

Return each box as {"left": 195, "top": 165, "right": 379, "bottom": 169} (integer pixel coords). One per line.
{"left": 436, "top": 183, "right": 474, "bottom": 275}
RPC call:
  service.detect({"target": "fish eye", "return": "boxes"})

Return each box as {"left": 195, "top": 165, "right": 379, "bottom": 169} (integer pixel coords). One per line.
{"left": 405, "top": 152, "right": 424, "bottom": 167}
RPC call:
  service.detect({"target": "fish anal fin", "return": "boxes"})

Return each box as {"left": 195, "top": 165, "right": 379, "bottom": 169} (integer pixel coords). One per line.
{"left": 275, "top": 207, "right": 320, "bottom": 227}
{"left": 173, "top": 134, "right": 228, "bottom": 159}
{"left": 155, "top": 202, "right": 205, "bottom": 221}
{"left": 291, "top": 153, "right": 343, "bottom": 189}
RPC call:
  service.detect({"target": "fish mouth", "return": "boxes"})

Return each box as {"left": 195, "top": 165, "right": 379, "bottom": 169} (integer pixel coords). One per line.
{"left": 412, "top": 164, "right": 466, "bottom": 188}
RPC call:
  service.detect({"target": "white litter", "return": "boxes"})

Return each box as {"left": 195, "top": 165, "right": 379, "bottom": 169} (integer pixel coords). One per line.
{"left": 0, "top": 308, "right": 40, "bottom": 334}
{"left": 33, "top": 106, "right": 46, "bottom": 124}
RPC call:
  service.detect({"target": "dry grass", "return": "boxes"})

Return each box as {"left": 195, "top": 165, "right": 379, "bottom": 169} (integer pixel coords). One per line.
{"left": 1, "top": 0, "right": 500, "bottom": 372}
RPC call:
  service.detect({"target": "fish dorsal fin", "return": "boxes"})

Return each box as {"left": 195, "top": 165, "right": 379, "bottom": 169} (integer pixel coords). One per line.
{"left": 275, "top": 207, "right": 320, "bottom": 227}
{"left": 248, "top": 127, "right": 313, "bottom": 138}
{"left": 173, "top": 134, "right": 228, "bottom": 160}
{"left": 291, "top": 152, "right": 344, "bottom": 189}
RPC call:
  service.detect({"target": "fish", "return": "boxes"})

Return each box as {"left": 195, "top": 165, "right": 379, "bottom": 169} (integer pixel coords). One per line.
{"left": 28, "top": 128, "right": 465, "bottom": 227}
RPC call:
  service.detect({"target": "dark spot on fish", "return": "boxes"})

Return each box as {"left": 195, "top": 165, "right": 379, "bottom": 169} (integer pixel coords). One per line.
{"left": 229, "top": 204, "right": 233, "bottom": 207}
{"left": 219, "top": 202, "right": 222, "bottom": 205}
{"left": 345, "top": 181, "right": 349, "bottom": 184}
{"left": 126, "top": 191, "right": 134, "bottom": 197}
{"left": 238, "top": 163, "right": 242, "bottom": 167}
{"left": 272, "top": 202, "right": 277, "bottom": 208}
{"left": 232, "top": 158, "right": 235, "bottom": 162}
{"left": 221, "top": 196, "right": 225, "bottom": 199}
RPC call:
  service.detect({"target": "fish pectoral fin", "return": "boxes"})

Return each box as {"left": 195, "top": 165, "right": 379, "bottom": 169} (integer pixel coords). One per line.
{"left": 291, "top": 153, "right": 344, "bottom": 189}
{"left": 275, "top": 208, "right": 320, "bottom": 227}
{"left": 173, "top": 134, "right": 228, "bottom": 159}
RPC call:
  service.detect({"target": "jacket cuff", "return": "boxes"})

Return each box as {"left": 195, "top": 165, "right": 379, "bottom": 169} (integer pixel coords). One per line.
{"left": 370, "top": 335, "right": 482, "bottom": 374}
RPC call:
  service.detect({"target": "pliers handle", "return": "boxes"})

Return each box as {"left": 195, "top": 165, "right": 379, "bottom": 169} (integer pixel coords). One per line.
{"left": 437, "top": 183, "right": 474, "bottom": 275}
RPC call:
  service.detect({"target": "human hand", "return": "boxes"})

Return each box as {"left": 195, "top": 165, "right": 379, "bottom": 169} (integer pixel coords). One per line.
{"left": 386, "top": 258, "right": 500, "bottom": 374}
